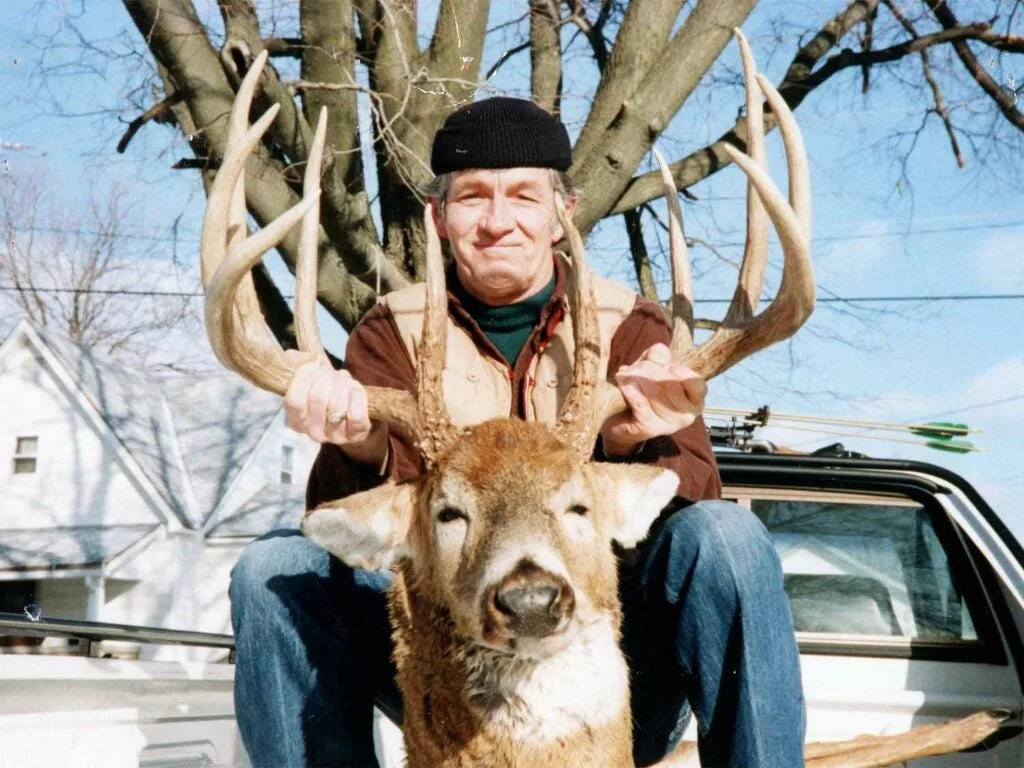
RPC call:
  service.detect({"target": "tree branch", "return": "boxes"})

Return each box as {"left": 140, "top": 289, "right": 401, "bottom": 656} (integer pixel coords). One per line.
{"left": 927, "top": 0, "right": 1024, "bottom": 132}
{"left": 566, "top": 0, "right": 611, "bottom": 75}
{"left": 116, "top": 92, "right": 184, "bottom": 153}
{"left": 219, "top": 1, "right": 317, "bottom": 173}
{"left": 861, "top": 3, "right": 876, "bottom": 93}
{"left": 230, "top": 0, "right": 411, "bottom": 304}
{"left": 624, "top": 209, "right": 658, "bottom": 301}
{"left": 572, "top": 0, "right": 759, "bottom": 232}
{"left": 426, "top": 0, "right": 491, "bottom": 89}
{"left": 485, "top": 40, "right": 531, "bottom": 80}
{"left": 572, "top": 0, "right": 685, "bottom": 168}
{"left": 884, "top": 0, "right": 963, "bottom": 167}
{"left": 264, "top": 37, "right": 303, "bottom": 58}
{"left": 610, "top": 0, "right": 1024, "bottom": 215}
{"left": 530, "top": 0, "right": 562, "bottom": 113}
{"left": 809, "top": 22, "right": 994, "bottom": 73}
{"left": 171, "top": 157, "right": 218, "bottom": 170}
{"left": 121, "top": 0, "right": 379, "bottom": 330}
{"left": 250, "top": 261, "right": 298, "bottom": 351}
{"left": 607, "top": 0, "right": 877, "bottom": 215}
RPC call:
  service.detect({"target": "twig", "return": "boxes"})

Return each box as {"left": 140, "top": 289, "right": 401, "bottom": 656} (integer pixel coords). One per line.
{"left": 883, "top": 0, "right": 964, "bottom": 167}
{"left": 927, "top": 0, "right": 1024, "bottom": 132}
{"left": 116, "top": 93, "right": 184, "bottom": 154}
{"left": 264, "top": 37, "right": 303, "bottom": 58}
{"left": 172, "top": 157, "right": 219, "bottom": 170}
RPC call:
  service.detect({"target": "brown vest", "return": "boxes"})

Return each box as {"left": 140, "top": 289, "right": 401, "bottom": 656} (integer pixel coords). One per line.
{"left": 382, "top": 274, "right": 638, "bottom": 427}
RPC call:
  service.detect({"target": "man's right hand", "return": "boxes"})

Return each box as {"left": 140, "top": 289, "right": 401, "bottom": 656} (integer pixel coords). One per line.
{"left": 283, "top": 350, "right": 389, "bottom": 467}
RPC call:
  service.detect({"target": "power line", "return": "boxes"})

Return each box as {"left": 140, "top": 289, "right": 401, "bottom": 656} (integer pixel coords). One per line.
{"left": 714, "top": 218, "right": 1024, "bottom": 250}
{"left": 2, "top": 285, "right": 1023, "bottom": 303}
{"left": 0, "top": 286, "right": 204, "bottom": 298}
{"left": 6, "top": 215, "right": 1024, "bottom": 249}
{"left": 5, "top": 225, "right": 201, "bottom": 244}
{"left": 699, "top": 293, "right": 1024, "bottom": 304}
{"left": 913, "top": 395, "right": 1024, "bottom": 422}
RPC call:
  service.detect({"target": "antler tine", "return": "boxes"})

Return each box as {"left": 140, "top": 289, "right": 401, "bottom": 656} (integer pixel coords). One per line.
{"left": 555, "top": 30, "right": 814, "bottom": 457}
{"left": 203, "top": 107, "right": 322, "bottom": 393}
{"left": 682, "top": 33, "right": 814, "bottom": 380}
{"left": 698, "top": 76, "right": 812, "bottom": 377}
{"left": 202, "top": 55, "right": 422, "bottom": 442}
{"left": 294, "top": 107, "right": 328, "bottom": 359}
{"left": 409, "top": 201, "right": 461, "bottom": 467}
{"left": 553, "top": 203, "right": 607, "bottom": 458}
{"left": 652, "top": 149, "right": 694, "bottom": 357}
{"left": 724, "top": 28, "right": 770, "bottom": 327}
{"left": 804, "top": 709, "right": 1007, "bottom": 767}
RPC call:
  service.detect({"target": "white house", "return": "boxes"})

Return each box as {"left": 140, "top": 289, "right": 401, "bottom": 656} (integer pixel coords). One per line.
{"left": 0, "top": 319, "right": 320, "bottom": 654}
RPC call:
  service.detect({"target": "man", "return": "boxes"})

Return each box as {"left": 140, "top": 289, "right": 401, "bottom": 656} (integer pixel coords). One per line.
{"left": 229, "top": 97, "right": 805, "bottom": 767}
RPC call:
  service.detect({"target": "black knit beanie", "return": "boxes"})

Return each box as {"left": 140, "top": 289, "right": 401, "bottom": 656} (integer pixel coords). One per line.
{"left": 430, "top": 97, "right": 572, "bottom": 174}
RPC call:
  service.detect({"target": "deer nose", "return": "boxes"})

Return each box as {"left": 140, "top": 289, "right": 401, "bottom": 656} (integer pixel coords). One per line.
{"left": 491, "top": 562, "right": 574, "bottom": 638}
{"left": 495, "top": 583, "right": 559, "bottom": 617}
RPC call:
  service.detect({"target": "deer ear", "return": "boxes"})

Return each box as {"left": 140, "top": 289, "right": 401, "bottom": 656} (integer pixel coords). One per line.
{"left": 301, "top": 482, "right": 416, "bottom": 571}
{"left": 591, "top": 464, "right": 679, "bottom": 549}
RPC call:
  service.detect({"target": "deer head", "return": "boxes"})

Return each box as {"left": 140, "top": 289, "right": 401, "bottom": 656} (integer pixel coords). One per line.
{"left": 200, "top": 30, "right": 812, "bottom": 659}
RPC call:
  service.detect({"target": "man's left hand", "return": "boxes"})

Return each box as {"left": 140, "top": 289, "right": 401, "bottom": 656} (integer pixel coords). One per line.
{"left": 600, "top": 343, "right": 707, "bottom": 457}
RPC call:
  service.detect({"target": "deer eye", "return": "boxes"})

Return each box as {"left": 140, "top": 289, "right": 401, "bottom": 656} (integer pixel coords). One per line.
{"left": 567, "top": 504, "right": 589, "bottom": 517}
{"left": 437, "top": 507, "right": 465, "bottom": 523}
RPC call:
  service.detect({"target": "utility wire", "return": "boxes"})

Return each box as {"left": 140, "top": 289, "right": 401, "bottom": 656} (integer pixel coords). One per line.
{"left": 0, "top": 286, "right": 204, "bottom": 298}
{"left": 2, "top": 285, "right": 1023, "bottom": 303}
{"left": 5, "top": 215, "right": 1024, "bottom": 248}
{"left": 715, "top": 217, "right": 1024, "bottom": 249}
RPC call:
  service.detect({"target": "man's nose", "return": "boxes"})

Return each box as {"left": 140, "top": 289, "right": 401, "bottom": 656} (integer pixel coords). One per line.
{"left": 479, "top": 196, "right": 515, "bottom": 236}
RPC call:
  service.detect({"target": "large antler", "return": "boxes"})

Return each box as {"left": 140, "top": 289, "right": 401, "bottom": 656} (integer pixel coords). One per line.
{"left": 555, "top": 29, "right": 815, "bottom": 458}
{"left": 200, "top": 51, "right": 459, "bottom": 468}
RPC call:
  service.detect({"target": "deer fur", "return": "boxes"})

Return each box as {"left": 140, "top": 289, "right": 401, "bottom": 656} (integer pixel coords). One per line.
{"left": 302, "top": 419, "right": 678, "bottom": 767}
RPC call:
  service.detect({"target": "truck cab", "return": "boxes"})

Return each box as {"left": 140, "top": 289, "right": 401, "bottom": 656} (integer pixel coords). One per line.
{"left": 1, "top": 451, "right": 1021, "bottom": 767}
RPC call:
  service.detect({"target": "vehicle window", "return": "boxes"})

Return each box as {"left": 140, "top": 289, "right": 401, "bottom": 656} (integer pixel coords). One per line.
{"left": 750, "top": 498, "right": 980, "bottom": 641}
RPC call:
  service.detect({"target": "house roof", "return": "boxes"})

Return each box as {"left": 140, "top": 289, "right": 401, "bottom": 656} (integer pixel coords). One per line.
{"left": 9, "top": 321, "right": 284, "bottom": 530}
{"left": 0, "top": 525, "right": 161, "bottom": 572}
{"left": 206, "top": 484, "right": 306, "bottom": 539}
{"left": 161, "top": 375, "right": 286, "bottom": 523}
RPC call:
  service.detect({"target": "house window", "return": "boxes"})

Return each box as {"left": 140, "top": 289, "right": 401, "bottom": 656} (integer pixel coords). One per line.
{"left": 281, "top": 444, "right": 294, "bottom": 484}
{"left": 0, "top": 581, "right": 44, "bottom": 652}
{"left": 0, "top": 580, "right": 37, "bottom": 614}
{"left": 13, "top": 436, "right": 38, "bottom": 475}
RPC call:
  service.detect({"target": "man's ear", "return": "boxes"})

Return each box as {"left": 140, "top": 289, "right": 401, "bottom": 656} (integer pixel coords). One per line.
{"left": 300, "top": 482, "right": 416, "bottom": 571}
{"left": 588, "top": 463, "right": 679, "bottom": 549}
{"left": 429, "top": 197, "right": 449, "bottom": 239}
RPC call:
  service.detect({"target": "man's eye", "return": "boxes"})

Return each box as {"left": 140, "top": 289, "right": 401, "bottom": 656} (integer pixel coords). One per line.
{"left": 437, "top": 507, "right": 465, "bottom": 523}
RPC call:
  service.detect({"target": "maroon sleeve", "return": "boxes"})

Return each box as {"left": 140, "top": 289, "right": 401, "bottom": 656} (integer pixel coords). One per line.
{"left": 602, "top": 297, "right": 722, "bottom": 503}
{"left": 305, "top": 303, "right": 425, "bottom": 510}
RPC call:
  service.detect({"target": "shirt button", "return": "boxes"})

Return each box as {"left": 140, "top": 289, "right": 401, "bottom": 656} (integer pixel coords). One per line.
{"left": 547, "top": 378, "right": 559, "bottom": 388}
{"left": 467, "top": 372, "right": 479, "bottom": 383}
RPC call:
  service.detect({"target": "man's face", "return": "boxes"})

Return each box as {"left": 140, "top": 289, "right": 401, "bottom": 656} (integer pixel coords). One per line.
{"left": 434, "top": 167, "right": 574, "bottom": 305}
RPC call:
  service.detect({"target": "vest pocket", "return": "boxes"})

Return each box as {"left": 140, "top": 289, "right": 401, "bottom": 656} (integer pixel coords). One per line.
{"left": 442, "top": 363, "right": 511, "bottom": 426}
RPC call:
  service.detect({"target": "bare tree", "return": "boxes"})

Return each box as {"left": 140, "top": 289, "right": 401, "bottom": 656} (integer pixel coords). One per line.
{"left": 0, "top": 164, "right": 205, "bottom": 369}
{"left": 52, "top": 1, "right": 1024, "bottom": 339}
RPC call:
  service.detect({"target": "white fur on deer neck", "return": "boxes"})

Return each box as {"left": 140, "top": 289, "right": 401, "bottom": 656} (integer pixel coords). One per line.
{"left": 457, "top": 615, "right": 628, "bottom": 744}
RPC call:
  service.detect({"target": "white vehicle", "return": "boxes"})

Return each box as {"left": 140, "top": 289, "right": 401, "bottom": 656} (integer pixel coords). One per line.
{"left": 1, "top": 451, "right": 1020, "bottom": 767}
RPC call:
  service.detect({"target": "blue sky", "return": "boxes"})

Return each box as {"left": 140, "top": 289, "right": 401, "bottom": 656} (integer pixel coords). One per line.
{"left": 1, "top": 1, "right": 1022, "bottom": 534}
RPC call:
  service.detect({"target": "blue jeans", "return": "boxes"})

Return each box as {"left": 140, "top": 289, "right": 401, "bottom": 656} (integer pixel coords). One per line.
{"left": 230, "top": 499, "right": 805, "bottom": 767}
